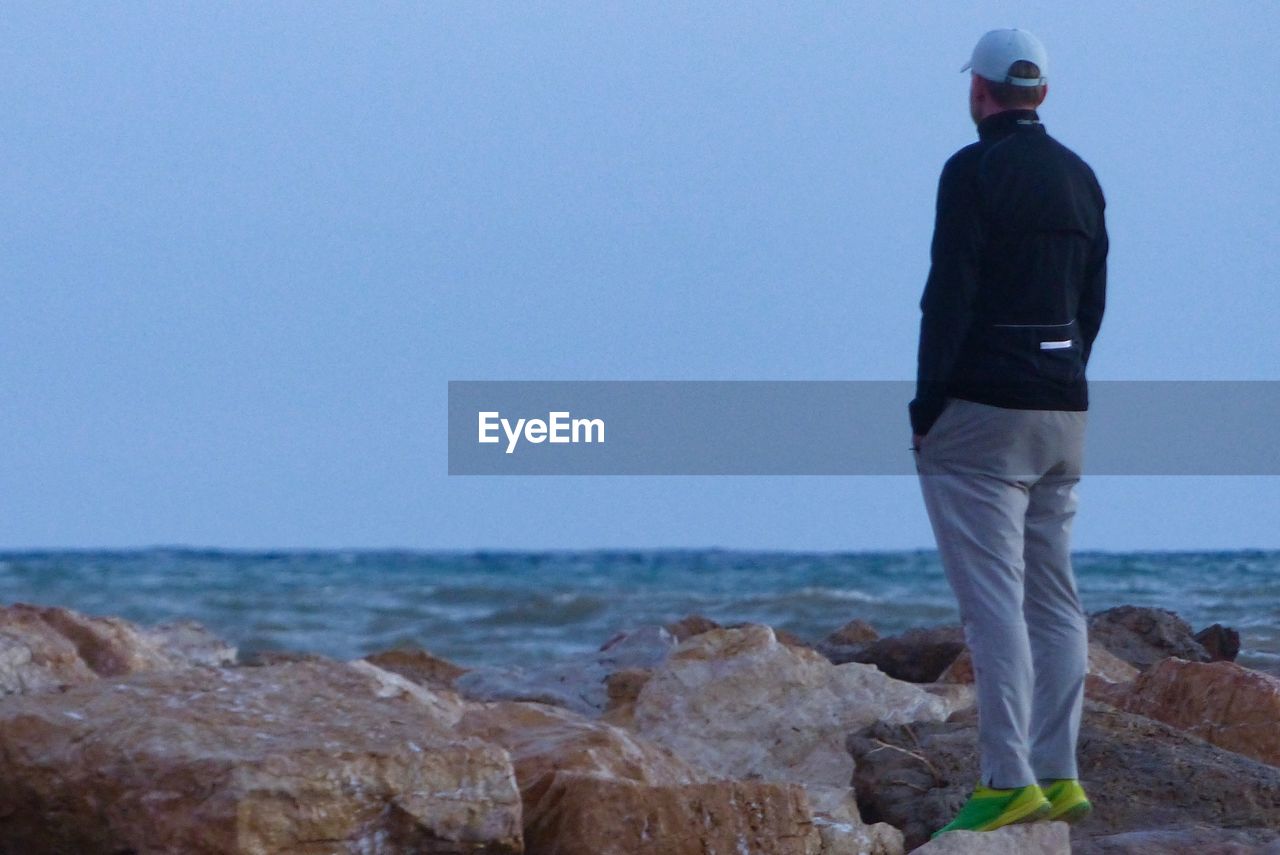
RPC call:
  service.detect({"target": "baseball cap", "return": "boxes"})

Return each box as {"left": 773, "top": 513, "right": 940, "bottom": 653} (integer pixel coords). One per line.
{"left": 961, "top": 28, "right": 1049, "bottom": 87}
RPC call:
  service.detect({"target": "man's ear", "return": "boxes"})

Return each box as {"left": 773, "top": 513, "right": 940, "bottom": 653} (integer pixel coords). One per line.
{"left": 977, "top": 75, "right": 998, "bottom": 103}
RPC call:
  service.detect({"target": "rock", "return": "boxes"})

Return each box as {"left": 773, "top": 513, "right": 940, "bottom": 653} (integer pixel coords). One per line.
{"left": 847, "top": 700, "right": 1280, "bottom": 850}
{"left": 616, "top": 624, "right": 951, "bottom": 787}
{"left": 236, "top": 649, "right": 327, "bottom": 666}
{"left": 933, "top": 649, "right": 966, "bottom": 684}
{"left": 664, "top": 613, "right": 721, "bottom": 641}
{"left": 0, "top": 607, "right": 94, "bottom": 694}
{"left": 804, "top": 784, "right": 905, "bottom": 855}
{"left": 0, "top": 603, "right": 235, "bottom": 696}
{"left": 814, "top": 618, "right": 881, "bottom": 666}
{"left": 1073, "top": 825, "right": 1280, "bottom": 854}
{"left": 460, "top": 699, "right": 901, "bottom": 855}
{"left": 822, "top": 625, "right": 966, "bottom": 684}
{"left": 521, "top": 775, "right": 819, "bottom": 855}
{"left": 827, "top": 618, "right": 881, "bottom": 646}
{"left": 755, "top": 625, "right": 816, "bottom": 651}
{"left": 1081, "top": 643, "right": 1143, "bottom": 696}
{"left": 1087, "top": 606, "right": 1211, "bottom": 670}
{"left": 919, "top": 682, "right": 976, "bottom": 714}
{"left": 911, "top": 822, "right": 1070, "bottom": 854}
{"left": 363, "top": 645, "right": 469, "bottom": 691}
{"left": 938, "top": 641, "right": 1139, "bottom": 700}
{"left": 456, "top": 624, "right": 676, "bottom": 716}
{"left": 460, "top": 699, "right": 700, "bottom": 786}
{"left": 602, "top": 666, "right": 651, "bottom": 718}
{"left": 476, "top": 672, "right": 905, "bottom": 851}
{"left": 143, "top": 619, "right": 237, "bottom": 667}
{"left": 1100, "top": 657, "right": 1280, "bottom": 767}
{"left": 672, "top": 618, "right": 816, "bottom": 653}
{"left": 347, "top": 658, "right": 471, "bottom": 724}
{"left": 0, "top": 660, "right": 522, "bottom": 854}
{"left": 1194, "top": 623, "right": 1242, "bottom": 663}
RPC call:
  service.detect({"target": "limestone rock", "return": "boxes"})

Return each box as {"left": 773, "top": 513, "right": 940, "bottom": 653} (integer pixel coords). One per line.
{"left": 347, "top": 658, "right": 470, "bottom": 725}
{"left": 363, "top": 645, "right": 469, "bottom": 691}
{"left": 461, "top": 700, "right": 906, "bottom": 855}
{"left": 847, "top": 700, "right": 1280, "bottom": 850}
{"left": 727, "top": 622, "right": 815, "bottom": 651}
{"left": 1193, "top": 623, "right": 1242, "bottom": 663}
{"left": 826, "top": 618, "right": 881, "bottom": 647}
{"left": 0, "top": 603, "right": 235, "bottom": 696}
{"left": 455, "top": 624, "right": 675, "bottom": 715}
{"left": 665, "top": 615, "right": 815, "bottom": 651}
{"left": 804, "top": 784, "right": 905, "bottom": 855}
{"left": 1073, "top": 825, "right": 1280, "bottom": 854}
{"left": 1101, "top": 657, "right": 1280, "bottom": 767}
{"left": 664, "top": 613, "right": 721, "bottom": 641}
{"left": 934, "top": 651, "right": 972, "bottom": 683}
{"left": 1087, "top": 606, "right": 1211, "bottom": 670}
{"left": 460, "top": 699, "right": 701, "bottom": 788}
{"left": 602, "top": 666, "right": 651, "bottom": 719}
{"left": 144, "top": 619, "right": 237, "bottom": 667}
{"left": 460, "top": 699, "right": 863, "bottom": 855}
{"left": 0, "top": 660, "right": 522, "bottom": 854}
{"left": 1081, "top": 643, "right": 1143, "bottom": 695}
{"left": 521, "top": 775, "right": 819, "bottom": 855}
{"left": 619, "top": 624, "right": 951, "bottom": 787}
{"left": 918, "top": 682, "right": 976, "bottom": 715}
{"left": 236, "top": 649, "right": 327, "bottom": 666}
{"left": 911, "top": 822, "right": 1070, "bottom": 854}
{"left": 815, "top": 618, "right": 880, "bottom": 666}
{"left": 821, "top": 625, "right": 966, "bottom": 684}
{"left": 0, "top": 606, "right": 94, "bottom": 694}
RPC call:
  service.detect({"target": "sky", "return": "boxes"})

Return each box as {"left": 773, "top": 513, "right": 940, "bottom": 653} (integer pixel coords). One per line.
{"left": 3, "top": 2, "right": 1279, "bottom": 551}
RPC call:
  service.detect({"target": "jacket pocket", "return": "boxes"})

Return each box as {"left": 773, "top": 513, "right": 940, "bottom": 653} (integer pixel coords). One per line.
{"left": 970, "top": 320, "right": 1085, "bottom": 389}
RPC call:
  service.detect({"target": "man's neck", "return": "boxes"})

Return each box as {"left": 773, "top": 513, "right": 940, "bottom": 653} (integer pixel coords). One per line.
{"left": 976, "top": 105, "right": 1038, "bottom": 124}
{"left": 976, "top": 108, "right": 1042, "bottom": 139}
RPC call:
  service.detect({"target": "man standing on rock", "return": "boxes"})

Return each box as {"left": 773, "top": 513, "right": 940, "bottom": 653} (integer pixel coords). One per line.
{"left": 910, "top": 28, "right": 1107, "bottom": 837}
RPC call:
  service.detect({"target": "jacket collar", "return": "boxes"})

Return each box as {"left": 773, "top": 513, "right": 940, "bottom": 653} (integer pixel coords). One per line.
{"left": 977, "top": 109, "right": 1044, "bottom": 142}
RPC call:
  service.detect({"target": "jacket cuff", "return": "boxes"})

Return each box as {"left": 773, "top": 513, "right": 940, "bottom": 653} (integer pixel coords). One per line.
{"left": 909, "top": 397, "right": 943, "bottom": 437}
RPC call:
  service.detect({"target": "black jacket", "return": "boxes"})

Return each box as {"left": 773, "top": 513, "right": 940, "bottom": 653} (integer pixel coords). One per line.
{"left": 909, "top": 108, "right": 1108, "bottom": 436}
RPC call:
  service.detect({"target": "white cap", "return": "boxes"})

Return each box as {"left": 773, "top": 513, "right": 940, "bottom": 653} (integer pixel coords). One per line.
{"left": 961, "top": 28, "right": 1049, "bottom": 87}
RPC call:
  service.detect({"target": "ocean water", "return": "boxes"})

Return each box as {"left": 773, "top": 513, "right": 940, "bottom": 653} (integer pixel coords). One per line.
{"left": 1, "top": 550, "right": 1277, "bottom": 675}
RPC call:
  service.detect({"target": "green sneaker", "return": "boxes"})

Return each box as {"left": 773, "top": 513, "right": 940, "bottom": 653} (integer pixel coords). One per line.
{"left": 1039, "top": 778, "right": 1092, "bottom": 823}
{"left": 931, "top": 783, "right": 1052, "bottom": 838}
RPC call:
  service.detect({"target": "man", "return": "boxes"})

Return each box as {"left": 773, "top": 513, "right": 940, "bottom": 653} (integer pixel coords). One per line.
{"left": 910, "top": 28, "right": 1107, "bottom": 837}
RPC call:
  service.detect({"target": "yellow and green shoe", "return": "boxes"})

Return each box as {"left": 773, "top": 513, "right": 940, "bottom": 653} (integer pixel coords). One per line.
{"left": 1039, "top": 778, "right": 1092, "bottom": 823}
{"left": 930, "top": 782, "right": 1052, "bottom": 838}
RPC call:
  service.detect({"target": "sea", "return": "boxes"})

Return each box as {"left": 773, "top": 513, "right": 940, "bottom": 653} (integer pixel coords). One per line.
{"left": 1, "top": 549, "right": 1277, "bottom": 675}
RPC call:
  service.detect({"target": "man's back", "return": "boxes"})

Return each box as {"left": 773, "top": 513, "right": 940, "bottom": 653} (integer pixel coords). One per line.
{"left": 911, "top": 108, "right": 1107, "bottom": 434}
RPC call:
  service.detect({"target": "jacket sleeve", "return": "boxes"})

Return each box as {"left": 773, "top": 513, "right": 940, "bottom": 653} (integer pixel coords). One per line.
{"left": 909, "top": 154, "right": 985, "bottom": 436}
{"left": 1077, "top": 183, "right": 1108, "bottom": 366}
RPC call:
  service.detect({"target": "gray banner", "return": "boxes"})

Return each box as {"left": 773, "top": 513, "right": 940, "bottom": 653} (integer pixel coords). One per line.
{"left": 448, "top": 381, "right": 1280, "bottom": 475}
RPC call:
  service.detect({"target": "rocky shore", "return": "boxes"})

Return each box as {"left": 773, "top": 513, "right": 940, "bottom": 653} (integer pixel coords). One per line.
{"left": 0, "top": 601, "right": 1278, "bottom": 853}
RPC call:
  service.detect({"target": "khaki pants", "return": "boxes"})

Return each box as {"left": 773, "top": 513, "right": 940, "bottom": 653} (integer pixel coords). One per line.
{"left": 915, "top": 397, "right": 1089, "bottom": 788}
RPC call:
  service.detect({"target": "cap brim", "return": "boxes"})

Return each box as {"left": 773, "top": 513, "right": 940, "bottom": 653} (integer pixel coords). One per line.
{"left": 959, "top": 61, "right": 972, "bottom": 73}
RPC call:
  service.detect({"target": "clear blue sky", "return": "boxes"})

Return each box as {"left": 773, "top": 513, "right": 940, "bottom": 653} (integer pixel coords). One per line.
{"left": 4, "top": 2, "right": 1278, "bottom": 550}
